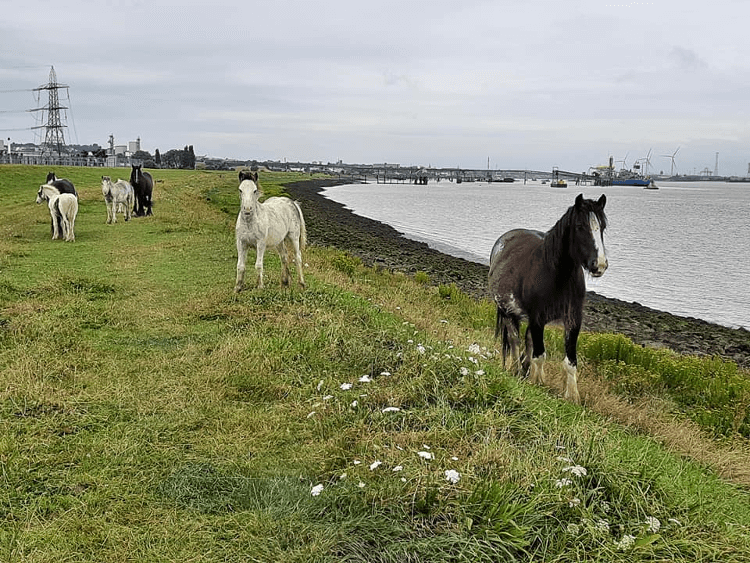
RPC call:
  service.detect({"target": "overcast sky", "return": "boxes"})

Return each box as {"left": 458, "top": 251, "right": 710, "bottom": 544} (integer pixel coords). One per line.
{"left": 2, "top": 0, "right": 748, "bottom": 175}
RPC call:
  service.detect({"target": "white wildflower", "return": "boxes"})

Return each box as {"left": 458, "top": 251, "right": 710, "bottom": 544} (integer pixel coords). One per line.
{"left": 444, "top": 469, "right": 461, "bottom": 484}
{"left": 422, "top": 444, "right": 431, "bottom": 449}
{"left": 595, "top": 519, "right": 610, "bottom": 534}
{"left": 468, "top": 356, "right": 478, "bottom": 365}
{"left": 555, "top": 478, "right": 572, "bottom": 488}
{"left": 601, "top": 500, "right": 611, "bottom": 513}
{"left": 401, "top": 477, "right": 407, "bottom": 482}
{"left": 382, "top": 407, "right": 400, "bottom": 413}
{"left": 467, "top": 343, "right": 481, "bottom": 355}
{"left": 353, "top": 460, "right": 361, "bottom": 465}
{"left": 645, "top": 516, "right": 661, "bottom": 533}
{"left": 568, "top": 497, "right": 581, "bottom": 508}
{"left": 407, "top": 339, "right": 413, "bottom": 343}
{"left": 614, "top": 534, "right": 636, "bottom": 551}
{"left": 369, "top": 460, "right": 382, "bottom": 471}
{"left": 566, "top": 523, "right": 580, "bottom": 535}
{"left": 340, "top": 383, "right": 353, "bottom": 390}
{"left": 357, "top": 481, "right": 365, "bottom": 488}
{"left": 475, "top": 369, "right": 485, "bottom": 376}
{"left": 417, "top": 451, "right": 433, "bottom": 460}
{"left": 392, "top": 465, "right": 403, "bottom": 472}
{"left": 380, "top": 371, "right": 391, "bottom": 376}
{"left": 311, "top": 484, "right": 324, "bottom": 496}
{"left": 562, "top": 465, "right": 588, "bottom": 477}
{"left": 358, "top": 375, "right": 372, "bottom": 383}
{"left": 322, "top": 395, "right": 333, "bottom": 401}
{"left": 451, "top": 456, "right": 459, "bottom": 461}
{"left": 460, "top": 367, "right": 469, "bottom": 376}
{"left": 316, "top": 380, "right": 324, "bottom": 391}
{"left": 416, "top": 344, "right": 426, "bottom": 354}
{"left": 350, "top": 400, "right": 358, "bottom": 408}
{"left": 339, "top": 473, "right": 347, "bottom": 480}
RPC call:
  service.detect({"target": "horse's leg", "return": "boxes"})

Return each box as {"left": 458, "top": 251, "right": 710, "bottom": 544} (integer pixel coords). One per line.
{"left": 501, "top": 315, "right": 523, "bottom": 376}
{"left": 66, "top": 212, "right": 75, "bottom": 242}
{"left": 527, "top": 322, "right": 547, "bottom": 386}
{"left": 277, "top": 241, "right": 290, "bottom": 286}
{"left": 50, "top": 209, "right": 61, "bottom": 240}
{"left": 234, "top": 239, "right": 247, "bottom": 293}
{"left": 563, "top": 324, "right": 581, "bottom": 403}
{"left": 255, "top": 241, "right": 266, "bottom": 289}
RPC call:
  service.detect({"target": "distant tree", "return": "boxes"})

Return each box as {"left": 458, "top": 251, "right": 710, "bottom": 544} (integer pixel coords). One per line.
{"left": 132, "top": 150, "right": 152, "bottom": 162}
{"left": 155, "top": 148, "right": 161, "bottom": 165}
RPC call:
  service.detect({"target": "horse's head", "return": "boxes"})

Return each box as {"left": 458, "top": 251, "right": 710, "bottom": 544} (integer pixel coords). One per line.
{"left": 131, "top": 165, "right": 141, "bottom": 183}
{"left": 46, "top": 172, "right": 56, "bottom": 183}
{"left": 239, "top": 170, "right": 259, "bottom": 183}
{"left": 570, "top": 194, "right": 608, "bottom": 277}
{"left": 238, "top": 178, "right": 260, "bottom": 213}
{"left": 36, "top": 185, "right": 50, "bottom": 204}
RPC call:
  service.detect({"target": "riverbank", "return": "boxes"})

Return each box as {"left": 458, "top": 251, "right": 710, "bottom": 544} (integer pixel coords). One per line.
{"left": 284, "top": 177, "right": 750, "bottom": 369}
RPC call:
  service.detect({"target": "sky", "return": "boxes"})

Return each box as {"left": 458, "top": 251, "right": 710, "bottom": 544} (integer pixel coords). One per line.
{"left": 1, "top": 0, "right": 749, "bottom": 175}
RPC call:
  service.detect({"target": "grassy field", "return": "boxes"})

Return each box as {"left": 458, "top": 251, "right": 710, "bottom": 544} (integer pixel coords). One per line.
{"left": 1, "top": 165, "right": 749, "bottom": 562}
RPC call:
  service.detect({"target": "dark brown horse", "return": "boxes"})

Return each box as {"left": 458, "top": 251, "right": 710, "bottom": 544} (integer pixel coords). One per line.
{"left": 45, "top": 172, "right": 77, "bottom": 197}
{"left": 129, "top": 165, "right": 153, "bottom": 216}
{"left": 488, "top": 194, "right": 608, "bottom": 403}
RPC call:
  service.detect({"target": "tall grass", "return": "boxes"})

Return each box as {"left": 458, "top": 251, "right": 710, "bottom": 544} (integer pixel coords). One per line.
{"left": 1, "top": 165, "right": 749, "bottom": 562}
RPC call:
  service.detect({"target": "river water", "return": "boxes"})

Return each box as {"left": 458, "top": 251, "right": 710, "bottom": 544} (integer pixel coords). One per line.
{"left": 322, "top": 180, "right": 750, "bottom": 329}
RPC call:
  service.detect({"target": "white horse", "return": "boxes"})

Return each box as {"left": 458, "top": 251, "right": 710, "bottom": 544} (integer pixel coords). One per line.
{"left": 36, "top": 184, "right": 78, "bottom": 242}
{"left": 101, "top": 176, "right": 134, "bottom": 223}
{"left": 234, "top": 171, "right": 306, "bottom": 292}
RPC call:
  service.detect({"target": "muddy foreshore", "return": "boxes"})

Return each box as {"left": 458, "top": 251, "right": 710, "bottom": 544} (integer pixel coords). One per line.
{"left": 283, "top": 177, "right": 750, "bottom": 370}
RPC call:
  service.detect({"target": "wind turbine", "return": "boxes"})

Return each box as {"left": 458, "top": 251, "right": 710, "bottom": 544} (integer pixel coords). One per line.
{"left": 661, "top": 147, "right": 680, "bottom": 176}
{"left": 642, "top": 148, "right": 653, "bottom": 176}
{"left": 615, "top": 152, "right": 629, "bottom": 170}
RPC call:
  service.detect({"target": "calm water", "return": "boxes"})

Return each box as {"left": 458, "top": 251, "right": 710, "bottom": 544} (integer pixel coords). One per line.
{"left": 322, "top": 180, "right": 750, "bottom": 329}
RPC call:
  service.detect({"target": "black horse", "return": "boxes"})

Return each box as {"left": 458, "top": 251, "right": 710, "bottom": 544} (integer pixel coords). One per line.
{"left": 488, "top": 194, "right": 608, "bottom": 403}
{"left": 129, "top": 165, "right": 154, "bottom": 216}
{"left": 45, "top": 172, "right": 77, "bottom": 198}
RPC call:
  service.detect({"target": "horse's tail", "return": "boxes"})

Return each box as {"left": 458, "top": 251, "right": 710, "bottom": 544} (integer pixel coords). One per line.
{"left": 294, "top": 201, "right": 306, "bottom": 251}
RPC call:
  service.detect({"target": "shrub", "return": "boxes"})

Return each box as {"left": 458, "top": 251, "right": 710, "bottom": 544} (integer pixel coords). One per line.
{"left": 414, "top": 271, "right": 430, "bottom": 285}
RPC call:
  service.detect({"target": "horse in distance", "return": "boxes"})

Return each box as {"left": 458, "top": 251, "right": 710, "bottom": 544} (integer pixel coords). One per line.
{"left": 101, "top": 176, "right": 135, "bottom": 223}
{"left": 488, "top": 194, "right": 608, "bottom": 403}
{"left": 36, "top": 184, "right": 79, "bottom": 242}
{"left": 129, "top": 164, "right": 153, "bottom": 217}
{"left": 234, "top": 170, "right": 307, "bottom": 292}
{"left": 45, "top": 171, "right": 78, "bottom": 198}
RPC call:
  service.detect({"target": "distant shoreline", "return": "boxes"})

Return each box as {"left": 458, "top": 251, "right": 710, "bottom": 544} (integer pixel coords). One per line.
{"left": 283, "top": 176, "right": 750, "bottom": 370}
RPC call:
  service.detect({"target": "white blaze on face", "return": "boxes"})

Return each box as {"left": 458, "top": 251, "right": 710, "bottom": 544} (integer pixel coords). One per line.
{"left": 589, "top": 212, "right": 607, "bottom": 274}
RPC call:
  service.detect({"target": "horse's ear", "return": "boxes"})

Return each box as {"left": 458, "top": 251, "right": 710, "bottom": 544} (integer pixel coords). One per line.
{"left": 575, "top": 194, "right": 584, "bottom": 208}
{"left": 598, "top": 194, "right": 607, "bottom": 208}
{"left": 238, "top": 170, "right": 244, "bottom": 181}
{"left": 251, "top": 171, "right": 258, "bottom": 182}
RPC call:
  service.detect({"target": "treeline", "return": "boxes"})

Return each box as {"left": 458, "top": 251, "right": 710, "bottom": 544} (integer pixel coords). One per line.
{"left": 132, "top": 145, "right": 196, "bottom": 169}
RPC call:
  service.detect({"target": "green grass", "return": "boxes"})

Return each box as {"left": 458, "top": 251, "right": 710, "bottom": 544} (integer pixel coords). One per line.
{"left": 1, "top": 165, "right": 749, "bottom": 562}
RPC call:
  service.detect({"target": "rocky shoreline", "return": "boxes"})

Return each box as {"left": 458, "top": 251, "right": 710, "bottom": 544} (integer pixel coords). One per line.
{"left": 283, "top": 177, "right": 750, "bottom": 370}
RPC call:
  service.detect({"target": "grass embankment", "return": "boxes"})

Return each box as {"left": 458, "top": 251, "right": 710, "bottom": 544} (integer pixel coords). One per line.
{"left": 1, "top": 165, "right": 749, "bottom": 562}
